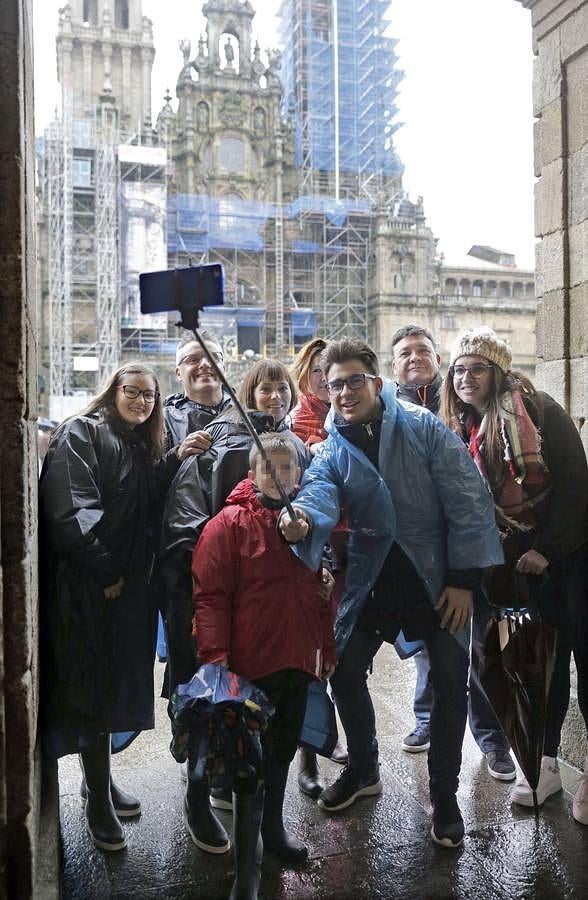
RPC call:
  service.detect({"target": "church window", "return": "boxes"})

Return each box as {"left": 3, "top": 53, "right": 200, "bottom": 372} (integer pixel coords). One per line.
{"left": 115, "top": 0, "right": 130, "bottom": 30}
{"left": 219, "top": 137, "right": 245, "bottom": 173}
{"left": 83, "top": 0, "right": 97, "bottom": 26}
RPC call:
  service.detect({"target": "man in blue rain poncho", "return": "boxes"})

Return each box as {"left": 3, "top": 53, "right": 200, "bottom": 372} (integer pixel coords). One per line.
{"left": 280, "top": 338, "right": 503, "bottom": 849}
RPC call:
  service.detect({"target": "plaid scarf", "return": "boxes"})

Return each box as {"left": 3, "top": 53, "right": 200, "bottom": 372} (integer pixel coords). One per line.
{"left": 465, "top": 389, "right": 551, "bottom": 527}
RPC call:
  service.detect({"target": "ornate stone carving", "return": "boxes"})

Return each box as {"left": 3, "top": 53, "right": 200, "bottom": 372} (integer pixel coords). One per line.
{"left": 219, "top": 94, "right": 246, "bottom": 127}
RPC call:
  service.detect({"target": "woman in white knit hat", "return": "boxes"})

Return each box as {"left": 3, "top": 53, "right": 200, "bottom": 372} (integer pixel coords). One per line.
{"left": 440, "top": 326, "right": 588, "bottom": 824}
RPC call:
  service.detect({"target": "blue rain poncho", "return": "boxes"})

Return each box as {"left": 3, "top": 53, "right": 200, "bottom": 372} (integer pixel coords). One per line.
{"left": 290, "top": 380, "right": 503, "bottom": 652}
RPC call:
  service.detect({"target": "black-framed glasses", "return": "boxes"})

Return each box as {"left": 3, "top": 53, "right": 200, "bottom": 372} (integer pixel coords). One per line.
{"left": 326, "top": 373, "right": 378, "bottom": 395}
{"left": 449, "top": 364, "right": 494, "bottom": 379}
{"left": 117, "top": 385, "right": 159, "bottom": 402}
{"left": 178, "top": 351, "right": 223, "bottom": 366}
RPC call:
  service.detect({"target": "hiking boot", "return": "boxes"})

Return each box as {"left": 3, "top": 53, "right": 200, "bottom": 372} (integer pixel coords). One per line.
{"left": 210, "top": 783, "right": 233, "bottom": 811}
{"left": 510, "top": 756, "right": 562, "bottom": 808}
{"left": 485, "top": 750, "right": 516, "bottom": 782}
{"left": 297, "top": 748, "right": 324, "bottom": 799}
{"left": 431, "top": 795, "right": 464, "bottom": 848}
{"left": 572, "top": 758, "right": 588, "bottom": 825}
{"left": 317, "top": 766, "right": 382, "bottom": 813}
{"left": 401, "top": 725, "right": 430, "bottom": 753}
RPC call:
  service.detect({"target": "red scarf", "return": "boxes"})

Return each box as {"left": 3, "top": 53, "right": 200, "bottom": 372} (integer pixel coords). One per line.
{"left": 465, "top": 389, "right": 551, "bottom": 527}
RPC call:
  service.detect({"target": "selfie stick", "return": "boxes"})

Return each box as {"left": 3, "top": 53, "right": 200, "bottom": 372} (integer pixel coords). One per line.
{"left": 173, "top": 273, "right": 297, "bottom": 520}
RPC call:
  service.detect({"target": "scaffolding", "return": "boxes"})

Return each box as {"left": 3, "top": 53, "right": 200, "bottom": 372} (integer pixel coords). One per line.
{"left": 46, "top": 104, "right": 73, "bottom": 405}
{"left": 278, "top": 0, "right": 403, "bottom": 200}
{"left": 95, "top": 96, "right": 121, "bottom": 383}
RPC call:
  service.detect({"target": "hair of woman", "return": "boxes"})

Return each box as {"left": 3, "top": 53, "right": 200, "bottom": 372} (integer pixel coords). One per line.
{"left": 238, "top": 358, "right": 298, "bottom": 413}
{"left": 440, "top": 364, "right": 540, "bottom": 482}
{"left": 73, "top": 362, "right": 166, "bottom": 461}
{"left": 289, "top": 337, "right": 328, "bottom": 394}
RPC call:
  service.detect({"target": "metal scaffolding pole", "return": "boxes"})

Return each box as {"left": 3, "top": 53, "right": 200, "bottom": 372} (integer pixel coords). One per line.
{"left": 95, "top": 95, "right": 121, "bottom": 383}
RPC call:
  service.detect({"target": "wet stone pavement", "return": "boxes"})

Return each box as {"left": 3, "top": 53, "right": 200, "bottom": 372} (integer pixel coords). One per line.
{"left": 58, "top": 645, "right": 588, "bottom": 899}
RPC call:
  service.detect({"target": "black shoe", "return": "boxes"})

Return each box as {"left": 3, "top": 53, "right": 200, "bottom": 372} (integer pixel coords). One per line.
{"left": 317, "top": 766, "right": 382, "bottom": 813}
{"left": 185, "top": 778, "right": 230, "bottom": 854}
{"left": 330, "top": 742, "right": 349, "bottom": 766}
{"left": 401, "top": 725, "right": 430, "bottom": 753}
{"left": 297, "top": 748, "right": 324, "bottom": 799}
{"left": 80, "top": 777, "right": 141, "bottom": 817}
{"left": 262, "top": 761, "right": 308, "bottom": 865}
{"left": 210, "top": 783, "right": 233, "bottom": 811}
{"left": 485, "top": 750, "right": 516, "bottom": 782}
{"left": 431, "top": 795, "right": 464, "bottom": 848}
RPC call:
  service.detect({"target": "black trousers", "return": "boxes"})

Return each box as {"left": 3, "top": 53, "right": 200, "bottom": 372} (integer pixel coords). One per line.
{"left": 253, "top": 669, "right": 312, "bottom": 767}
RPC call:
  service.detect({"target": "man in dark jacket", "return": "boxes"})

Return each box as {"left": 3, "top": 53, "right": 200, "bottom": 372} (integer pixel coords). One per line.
{"left": 163, "top": 330, "right": 231, "bottom": 453}
{"left": 391, "top": 324, "right": 515, "bottom": 782}
{"left": 160, "top": 332, "right": 233, "bottom": 694}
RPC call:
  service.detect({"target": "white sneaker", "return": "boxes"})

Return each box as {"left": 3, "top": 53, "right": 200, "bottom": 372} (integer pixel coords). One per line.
{"left": 572, "top": 757, "right": 588, "bottom": 825}
{"left": 510, "top": 756, "right": 562, "bottom": 807}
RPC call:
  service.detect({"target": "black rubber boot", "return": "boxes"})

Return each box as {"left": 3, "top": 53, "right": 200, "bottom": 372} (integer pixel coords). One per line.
{"left": 297, "top": 748, "right": 324, "bottom": 799}
{"left": 229, "top": 786, "right": 264, "bottom": 900}
{"left": 184, "top": 771, "right": 230, "bottom": 854}
{"left": 262, "top": 761, "right": 308, "bottom": 864}
{"left": 80, "top": 773, "right": 141, "bottom": 817}
{"left": 80, "top": 734, "right": 127, "bottom": 852}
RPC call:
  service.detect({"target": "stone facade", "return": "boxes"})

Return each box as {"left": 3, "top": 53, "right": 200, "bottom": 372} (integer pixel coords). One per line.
{"left": 0, "top": 1, "right": 47, "bottom": 897}
{"left": 519, "top": 0, "right": 588, "bottom": 452}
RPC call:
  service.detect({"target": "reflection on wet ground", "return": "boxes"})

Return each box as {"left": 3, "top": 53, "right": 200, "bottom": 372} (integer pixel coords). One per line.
{"left": 59, "top": 644, "right": 587, "bottom": 899}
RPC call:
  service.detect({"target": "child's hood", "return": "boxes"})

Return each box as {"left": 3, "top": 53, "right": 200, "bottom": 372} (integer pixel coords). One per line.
{"left": 224, "top": 478, "right": 260, "bottom": 510}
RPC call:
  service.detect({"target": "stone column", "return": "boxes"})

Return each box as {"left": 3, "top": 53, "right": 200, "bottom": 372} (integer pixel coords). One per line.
{"left": 519, "top": 0, "right": 588, "bottom": 450}
{"left": 81, "top": 41, "right": 93, "bottom": 114}
{"left": 142, "top": 46, "right": 153, "bottom": 128}
{"left": 121, "top": 45, "right": 132, "bottom": 121}
{"left": 0, "top": 1, "right": 48, "bottom": 897}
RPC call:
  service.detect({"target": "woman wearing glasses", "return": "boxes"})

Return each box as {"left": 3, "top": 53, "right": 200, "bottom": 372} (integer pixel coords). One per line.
{"left": 39, "top": 363, "right": 184, "bottom": 852}
{"left": 441, "top": 327, "right": 588, "bottom": 823}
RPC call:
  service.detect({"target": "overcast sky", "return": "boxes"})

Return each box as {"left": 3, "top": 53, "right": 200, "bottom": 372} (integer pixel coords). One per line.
{"left": 33, "top": 0, "right": 536, "bottom": 269}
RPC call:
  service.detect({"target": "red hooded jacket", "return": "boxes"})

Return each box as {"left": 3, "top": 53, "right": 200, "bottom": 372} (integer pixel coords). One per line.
{"left": 192, "top": 479, "right": 337, "bottom": 682}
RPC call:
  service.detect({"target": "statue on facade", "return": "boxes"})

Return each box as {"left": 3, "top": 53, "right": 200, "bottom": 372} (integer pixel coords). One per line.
{"left": 197, "top": 102, "right": 210, "bottom": 133}
{"left": 224, "top": 37, "right": 235, "bottom": 69}
{"left": 178, "top": 39, "right": 194, "bottom": 82}
{"left": 253, "top": 107, "right": 266, "bottom": 135}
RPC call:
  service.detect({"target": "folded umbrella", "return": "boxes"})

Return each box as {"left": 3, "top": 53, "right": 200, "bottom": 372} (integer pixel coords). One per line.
{"left": 480, "top": 610, "right": 558, "bottom": 813}
{"left": 169, "top": 663, "right": 275, "bottom": 789}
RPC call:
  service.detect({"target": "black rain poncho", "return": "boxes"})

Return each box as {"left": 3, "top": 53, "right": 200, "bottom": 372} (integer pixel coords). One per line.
{"left": 39, "top": 414, "right": 178, "bottom": 757}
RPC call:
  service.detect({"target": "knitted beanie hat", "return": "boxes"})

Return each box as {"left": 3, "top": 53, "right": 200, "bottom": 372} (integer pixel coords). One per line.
{"left": 449, "top": 327, "right": 512, "bottom": 374}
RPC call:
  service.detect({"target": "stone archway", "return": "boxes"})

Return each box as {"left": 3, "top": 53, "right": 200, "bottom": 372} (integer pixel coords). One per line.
{"left": 0, "top": 1, "right": 587, "bottom": 896}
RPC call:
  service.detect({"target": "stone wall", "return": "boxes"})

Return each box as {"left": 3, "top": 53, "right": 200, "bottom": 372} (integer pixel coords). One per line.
{"left": 521, "top": 0, "right": 588, "bottom": 453}
{"left": 518, "top": 0, "right": 588, "bottom": 768}
{"left": 0, "top": 1, "right": 43, "bottom": 896}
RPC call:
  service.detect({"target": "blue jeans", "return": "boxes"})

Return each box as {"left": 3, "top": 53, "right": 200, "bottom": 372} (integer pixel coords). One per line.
{"left": 412, "top": 593, "right": 510, "bottom": 753}
{"left": 330, "top": 623, "right": 470, "bottom": 800}
{"left": 156, "top": 612, "right": 168, "bottom": 660}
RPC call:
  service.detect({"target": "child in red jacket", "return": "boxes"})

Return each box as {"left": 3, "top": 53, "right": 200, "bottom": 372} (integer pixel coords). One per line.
{"left": 192, "top": 432, "right": 336, "bottom": 900}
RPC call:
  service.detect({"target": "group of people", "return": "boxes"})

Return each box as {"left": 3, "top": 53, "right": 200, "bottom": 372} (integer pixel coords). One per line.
{"left": 38, "top": 324, "right": 588, "bottom": 900}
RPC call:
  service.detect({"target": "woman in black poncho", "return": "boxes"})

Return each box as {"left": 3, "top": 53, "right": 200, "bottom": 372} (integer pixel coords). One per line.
{"left": 39, "top": 362, "right": 183, "bottom": 852}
